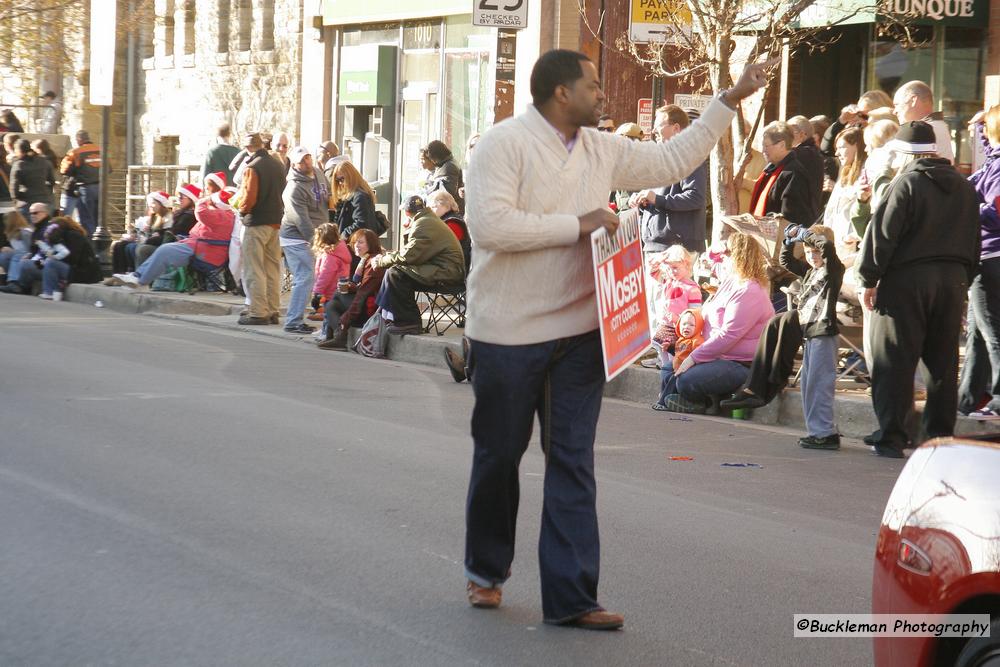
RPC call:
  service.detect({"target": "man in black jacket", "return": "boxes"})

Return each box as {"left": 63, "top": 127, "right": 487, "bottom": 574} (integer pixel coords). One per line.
{"left": 235, "top": 133, "right": 286, "bottom": 325}
{"left": 858, "top": 121, "right": 980, "bottom": 458}
{"left": 788, "top": 116, "right": 824, "bottom": 221}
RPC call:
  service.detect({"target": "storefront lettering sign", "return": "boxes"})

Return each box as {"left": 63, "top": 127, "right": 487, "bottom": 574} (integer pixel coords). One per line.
{"left": 886, "top": 0, "right": 975, "bottom": 19}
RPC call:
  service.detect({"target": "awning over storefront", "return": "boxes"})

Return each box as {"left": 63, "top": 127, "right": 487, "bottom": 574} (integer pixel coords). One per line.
{"left": 794, "top": 0, "right": 989, "bottom": 27}
{"left": 321, "top": 0, "right": 468, "bottom": 26}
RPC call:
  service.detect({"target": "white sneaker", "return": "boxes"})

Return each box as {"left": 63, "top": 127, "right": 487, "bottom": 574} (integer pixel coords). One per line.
{"left": 117, "top": 273, "right": 141, "bottom": 286}
{"left": 38, "top": 293, "right": 53, "bottom": 300}
{"left": 968, "top": 408, "right": 1000, "bottom": 420}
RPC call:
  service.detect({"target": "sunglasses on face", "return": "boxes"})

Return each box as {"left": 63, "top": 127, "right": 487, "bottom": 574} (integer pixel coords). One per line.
{"left": 598, "top": 126, "right": 613, "bottom": 132}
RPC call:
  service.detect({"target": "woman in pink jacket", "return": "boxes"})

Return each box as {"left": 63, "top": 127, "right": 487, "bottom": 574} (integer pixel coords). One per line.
{"left": 311, "top": 223, "right": 352, "bottom": 337}
{"left": 105, "top": 191, "right": 235, "bottom": 289}
{"left": 661, "top": 231, "right": 775, "bottom": 414}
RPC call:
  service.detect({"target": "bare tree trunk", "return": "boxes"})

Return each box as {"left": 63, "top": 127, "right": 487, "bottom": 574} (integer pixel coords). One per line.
{"left": 707, "top": 35, "right": 738, "bottom": 244}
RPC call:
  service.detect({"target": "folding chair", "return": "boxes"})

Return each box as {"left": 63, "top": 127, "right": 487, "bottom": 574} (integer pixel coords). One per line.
{"left": 417, "top": 283, "right": 466, "bottom": 336}
{"left": 186, "top": 238, "right": 231, "bottom": 294}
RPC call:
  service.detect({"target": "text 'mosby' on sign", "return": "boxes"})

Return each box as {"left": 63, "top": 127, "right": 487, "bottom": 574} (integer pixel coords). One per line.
{"left": 473, "top": 0, "right": 529, "bottom": 29}
{"left": 592, "top": 212, "right": 652, "bottom": 381}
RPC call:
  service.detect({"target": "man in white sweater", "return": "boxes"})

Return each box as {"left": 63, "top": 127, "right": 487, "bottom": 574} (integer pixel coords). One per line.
{"left": 462, "top": 49, "right": 771, "bottom": 629}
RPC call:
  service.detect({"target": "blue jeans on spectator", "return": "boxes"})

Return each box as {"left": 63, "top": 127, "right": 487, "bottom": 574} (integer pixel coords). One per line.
{"left": 42, "top": 258, "right": 70, "bottom": 295}
{"left": 1, "top": 249, "right": 28, "bottom": 283}
{"left": 657, "top": 364, "right": 679, "bottom": 405}
{"left": 676, "top": 359, "right": 750, "bottom": 406}
{"left": 60, "top": 192, "right": 79, "bottom": 218}
{"left": 16, "top": 258, "right": 41, "bottom": 291}
{"left": 801, "top": 335, "right": 838, "bottom": 437}
{"left": 282, "top": 243, "right": 315, "bottom": 328}
{"left": 465, "top": 330, "right": 606, "bottom": 623}
{"left": 958, "top": 256, "right": 1000, "bottom": 414}
{"left": 78, "top": 183, "right": 100, "bottom": 236}
{"left": 136, "top": 242, "right": 194, "bottom": 285}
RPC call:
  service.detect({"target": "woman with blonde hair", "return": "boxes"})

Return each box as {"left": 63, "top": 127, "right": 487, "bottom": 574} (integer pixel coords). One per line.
{"left": 822, "top": 127, "right": 866, "bottom": 254}
{"left": 659, "top": 231, "right": 775, "bottom": 414}
{"left": 332, "top": 161, "right": 379, "bottom": 239}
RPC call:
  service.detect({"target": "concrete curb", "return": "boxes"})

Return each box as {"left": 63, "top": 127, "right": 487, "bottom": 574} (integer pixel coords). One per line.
{"left": 66, "top": 283, "right": 239, "bottom": 317}
{"left": 66, "top": 284, "right": 1000, "bottom": 442}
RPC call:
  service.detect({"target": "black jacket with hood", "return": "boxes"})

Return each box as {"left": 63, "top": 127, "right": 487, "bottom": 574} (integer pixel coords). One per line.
{"left": 857, "top": 157, "right": 979, "bottom": 288}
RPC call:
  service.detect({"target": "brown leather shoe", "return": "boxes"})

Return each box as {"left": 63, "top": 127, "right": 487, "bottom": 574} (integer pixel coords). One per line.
{"left": 466, "top": 581, "right": 501, "bottom": 609}
{"left": 563, "top": 610, "right": 624, "bottom": 630}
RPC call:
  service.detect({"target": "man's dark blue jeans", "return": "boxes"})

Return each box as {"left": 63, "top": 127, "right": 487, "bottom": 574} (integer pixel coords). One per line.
{"left": 465, "top": 329, "right": 606, "bottom": 623}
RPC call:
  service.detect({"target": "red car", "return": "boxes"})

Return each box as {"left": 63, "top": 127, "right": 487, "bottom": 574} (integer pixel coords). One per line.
{"left": 873, "top": 437, "right": 1000, "bottom": 666}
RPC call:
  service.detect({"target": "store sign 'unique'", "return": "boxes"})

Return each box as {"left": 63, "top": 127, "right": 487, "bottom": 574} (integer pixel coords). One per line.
{"left": 885, "top": 0, "right": 975, "bottom": 18}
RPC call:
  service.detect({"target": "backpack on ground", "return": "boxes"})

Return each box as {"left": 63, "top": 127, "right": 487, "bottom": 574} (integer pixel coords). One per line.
{"left": 354, "top": 310, "right": 388, "bottom": 358}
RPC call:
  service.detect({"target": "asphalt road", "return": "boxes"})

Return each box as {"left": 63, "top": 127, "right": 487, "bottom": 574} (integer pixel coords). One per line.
{"left": 0, "top": 296, "right": 908, "bottom": 666}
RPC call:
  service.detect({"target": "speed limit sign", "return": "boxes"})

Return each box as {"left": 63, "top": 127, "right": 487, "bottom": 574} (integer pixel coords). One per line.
{"left": 472, "top": 0, "right": 528, "bottom": 29}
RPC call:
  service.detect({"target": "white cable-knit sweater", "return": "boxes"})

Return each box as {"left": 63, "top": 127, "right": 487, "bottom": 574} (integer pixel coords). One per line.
{"left": 464, "top": 99, "right": 736, "bottom": 345}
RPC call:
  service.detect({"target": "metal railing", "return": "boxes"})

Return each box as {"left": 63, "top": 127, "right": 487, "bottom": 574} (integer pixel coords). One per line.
{"left": 124, "top": 164, "right": 201, "bottom": 231}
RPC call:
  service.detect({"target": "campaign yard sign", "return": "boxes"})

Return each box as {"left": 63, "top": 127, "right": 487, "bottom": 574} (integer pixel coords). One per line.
{"left": 592, "top": 213, "right": 652, "bottom": 381}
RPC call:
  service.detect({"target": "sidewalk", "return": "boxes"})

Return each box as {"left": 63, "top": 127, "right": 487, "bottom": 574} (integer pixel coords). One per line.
{"left": 64, "top": 283, "right": 1000, "bottom": 442}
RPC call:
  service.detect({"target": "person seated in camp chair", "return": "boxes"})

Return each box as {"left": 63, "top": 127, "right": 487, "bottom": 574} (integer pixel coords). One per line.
{"left": 371, "top": 195, "right": 465, "bottom": 335}
{"left": 104, "top": 191, "right": 235, "bottom": 290}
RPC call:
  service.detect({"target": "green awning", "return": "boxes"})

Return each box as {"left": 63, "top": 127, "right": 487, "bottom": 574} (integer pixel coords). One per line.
{"left": 322, "top": 0, "right": 468, "bottom": 26}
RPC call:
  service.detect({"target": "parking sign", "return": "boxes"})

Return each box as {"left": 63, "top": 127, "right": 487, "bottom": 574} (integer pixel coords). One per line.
{"left": 473, "top": 0, "right": 529, "bottom": 29}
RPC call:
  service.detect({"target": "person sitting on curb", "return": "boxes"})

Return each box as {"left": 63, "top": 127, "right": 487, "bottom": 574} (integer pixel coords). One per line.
{"left": 1, "top": 210, "right": 34, "bottom": 287}
{"left": 659, "top": 231, "right": 775, "bottom": 414}
{"left": 111, "top": 191, "right": 172, "bottom": 274}
{"left": 11, "top": 216, "right": 101, "bottom": 298}
{"left": 0, "top": 203, "right": 55, "bottom": 294}
{"left": 104, "top": 191, "right": 235, "bottom": 290}
{"left": 372, "top": 195, "right": 465, "bottom": 336}
{"left": 318, "top": 229, "right": 387, "bottom": 350}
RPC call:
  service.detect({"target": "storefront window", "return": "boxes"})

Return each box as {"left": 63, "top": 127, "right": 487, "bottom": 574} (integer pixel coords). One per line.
{"left": 940, "top": 26, "right": 985, "bottom": 169}
{"left": 869, "top": 26, "right": 932, "bottom": 95}
{"left": 444, "top": 51, "right": 490, "bottom": 168}
{"left": 400, "top": 20, "right": 443, "bottom": 200}
{"left": 443, "top": 15, "right": 493, "bottom": 167}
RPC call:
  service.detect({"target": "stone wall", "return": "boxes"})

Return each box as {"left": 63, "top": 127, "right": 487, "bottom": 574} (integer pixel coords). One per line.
{"left": 136, "top": 0, "right": 304, "bottom": 168}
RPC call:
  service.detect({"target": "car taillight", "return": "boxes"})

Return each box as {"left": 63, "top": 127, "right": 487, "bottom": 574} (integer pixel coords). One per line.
{"left": 898, "top": 539, "right": 932, "bottom": 574}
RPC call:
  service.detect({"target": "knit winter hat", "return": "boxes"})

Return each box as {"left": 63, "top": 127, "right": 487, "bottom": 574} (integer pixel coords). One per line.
{"left": 205, "top": 171, "right": 226, "bottom": 190}
{"left": 887, "top": 121, "right": 937, "bottom": 155}
{"left": 177, "top": 183, "right": 201, "bottom": 204}
{"left": 146, "top": 191, "right": 171, "bottom": 208}
{"left": 211, "top": 189, "right": 233, "bottom": 210}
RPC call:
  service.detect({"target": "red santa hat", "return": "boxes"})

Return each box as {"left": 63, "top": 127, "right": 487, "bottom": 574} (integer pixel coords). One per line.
{"left": 205, "top": 171, "right": 226, "bottom": 190}
{"left": 211, "top": 189, "right": 233, "bottom": 210}
{"left": 177, "top": 183, "right": 201, "bottom": 204}
{"left": 146, "top": 191, "right": 171, "bottom": 208}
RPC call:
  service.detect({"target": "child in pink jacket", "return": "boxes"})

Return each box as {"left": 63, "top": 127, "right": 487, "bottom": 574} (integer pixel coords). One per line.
{"left": 311, "top": 223, "right": 352, "bottom": 333}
